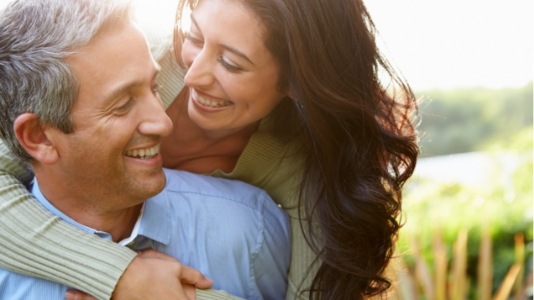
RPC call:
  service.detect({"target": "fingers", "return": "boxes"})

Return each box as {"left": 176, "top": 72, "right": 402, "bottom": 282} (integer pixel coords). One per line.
{"left": 137, "top": 249, "right": 212, "bottom": 288}
{"left": 65, "top": 289, "right": 97, "bottom": 300}
{"left": 179, "top": 265, "right": 213, "bottom": 289}
{"left": 110, "top": 250, "right": 212, "bottom": 300}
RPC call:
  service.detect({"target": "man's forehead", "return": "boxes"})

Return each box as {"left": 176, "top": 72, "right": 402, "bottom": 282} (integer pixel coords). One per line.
{"left": 65, "top": 22, "right": 157, "bottom": 104}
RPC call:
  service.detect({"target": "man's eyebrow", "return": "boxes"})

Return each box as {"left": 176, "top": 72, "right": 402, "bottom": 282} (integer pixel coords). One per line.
{"left": 190, "top": 15, "right": 255, "bottom": 66}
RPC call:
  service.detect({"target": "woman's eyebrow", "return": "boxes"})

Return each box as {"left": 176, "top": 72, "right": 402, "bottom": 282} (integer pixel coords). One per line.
{"left": 190, "top": 14, "right": 255, "bottom": 66}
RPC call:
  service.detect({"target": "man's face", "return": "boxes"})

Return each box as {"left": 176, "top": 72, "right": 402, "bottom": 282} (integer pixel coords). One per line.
{"left": 45, "top": 22, "right": 173, "bottom": 211}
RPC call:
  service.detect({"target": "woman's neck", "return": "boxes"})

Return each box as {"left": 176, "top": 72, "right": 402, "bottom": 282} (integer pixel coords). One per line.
{"left": 160, "top": 89, "right": 257, "bottom": 174}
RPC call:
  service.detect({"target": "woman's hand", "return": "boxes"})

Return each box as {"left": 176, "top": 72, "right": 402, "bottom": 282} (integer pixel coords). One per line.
{"left": 65, "top": 249, "right": 212, "bottom": 300}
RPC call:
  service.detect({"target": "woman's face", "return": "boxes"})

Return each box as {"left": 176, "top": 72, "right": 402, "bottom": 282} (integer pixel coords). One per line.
{"left": 181, "top": 0, "right": 286, "bottom": 135}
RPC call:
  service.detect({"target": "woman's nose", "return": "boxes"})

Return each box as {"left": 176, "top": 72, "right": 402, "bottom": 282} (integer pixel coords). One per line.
{"left": 183, "top": 48, "right": 215, "bottom": 88}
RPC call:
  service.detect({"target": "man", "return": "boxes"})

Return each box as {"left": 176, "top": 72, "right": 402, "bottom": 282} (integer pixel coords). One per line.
{"left": 0, "top": 0, "right": 290, "bottom": 299}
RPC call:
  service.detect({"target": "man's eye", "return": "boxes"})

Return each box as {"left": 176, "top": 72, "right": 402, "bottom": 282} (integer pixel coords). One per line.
{"left": 114, "top": 98, "right": 134, "bottom": 114}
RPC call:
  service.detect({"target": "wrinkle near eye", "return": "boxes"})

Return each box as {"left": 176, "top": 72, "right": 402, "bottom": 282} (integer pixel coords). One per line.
{"left": 114, "top": 98, "right": 134, "bottom": 115}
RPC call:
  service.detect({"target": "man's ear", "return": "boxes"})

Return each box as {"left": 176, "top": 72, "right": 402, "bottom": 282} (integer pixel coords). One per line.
{"left": 13, "top": 113, "right": 59, "bottom": 164}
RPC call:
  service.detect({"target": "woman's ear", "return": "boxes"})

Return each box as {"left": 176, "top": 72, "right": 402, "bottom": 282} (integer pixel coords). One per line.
{"left": 13, "top": 113, "right": 59, "bottom": 164}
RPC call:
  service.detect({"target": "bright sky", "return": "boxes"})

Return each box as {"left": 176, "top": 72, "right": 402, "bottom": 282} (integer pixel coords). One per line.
{"left": 1, "top": 0, "right": 532, "bottom": 91}
{"left": 366, "top": 0, "right": 533, "bottom": 91}
{"left": 135, "top": 0, "right": 534, "bottom": 91}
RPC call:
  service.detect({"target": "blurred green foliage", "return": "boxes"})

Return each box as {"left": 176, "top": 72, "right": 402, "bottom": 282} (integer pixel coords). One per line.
{"left": 398, "top": 82, "right": 533, "bottom": 296}
{"left": 416, "top": 82, "right": 533, "bottom": 157}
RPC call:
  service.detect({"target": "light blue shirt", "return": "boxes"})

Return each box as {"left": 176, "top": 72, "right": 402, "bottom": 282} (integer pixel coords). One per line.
{"left": 0, "top": 169, "right": 290, "bottom": 300}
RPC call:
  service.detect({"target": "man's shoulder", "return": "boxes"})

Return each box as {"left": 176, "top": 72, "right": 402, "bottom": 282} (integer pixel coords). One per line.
{"left": 161, "top": 168, "right": 276, "bottom": 212}
{"left": 157, "top": 169, "right": 290, "bottom": 250}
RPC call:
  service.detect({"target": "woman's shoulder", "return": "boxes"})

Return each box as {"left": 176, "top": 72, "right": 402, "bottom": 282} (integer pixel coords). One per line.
{"left": 217, "top": 117, "right": 303, "bottom": 208}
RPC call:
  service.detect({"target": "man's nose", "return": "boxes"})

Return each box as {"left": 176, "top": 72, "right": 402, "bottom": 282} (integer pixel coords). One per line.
{"left": 138, "top": 94, "right": 173, "bottom": 137}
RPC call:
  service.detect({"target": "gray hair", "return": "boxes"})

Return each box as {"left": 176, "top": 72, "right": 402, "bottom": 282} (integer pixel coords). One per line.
{"left": 0, "top": 0, "right": 134, "bottom": 161}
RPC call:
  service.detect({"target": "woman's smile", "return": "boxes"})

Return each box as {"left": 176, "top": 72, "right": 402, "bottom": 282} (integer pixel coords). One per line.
{"left": 190, "top": 88, "right": 233, "bottom": 110}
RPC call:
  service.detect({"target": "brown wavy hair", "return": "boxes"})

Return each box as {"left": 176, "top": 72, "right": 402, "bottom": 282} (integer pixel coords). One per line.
{"left": 175, "top": 0, "right": 419, "bottom": 298}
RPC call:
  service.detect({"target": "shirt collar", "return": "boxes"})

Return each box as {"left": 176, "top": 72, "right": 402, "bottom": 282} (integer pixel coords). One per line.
{"left": 31, "top": 179, "right": 100, "bottom": 236}
{"left": 136, "top": 190, "right": 172, "bottom": 245}
{"left": 30, "top": 178, "right": 172, "bottom": 246}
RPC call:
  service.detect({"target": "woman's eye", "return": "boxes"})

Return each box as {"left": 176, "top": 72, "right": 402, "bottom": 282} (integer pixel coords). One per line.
{"left": 218, "top": 56, "right": 242, "bottom": 72}
{"left": 184, "top": 32, "right": 203, "bottom": 45}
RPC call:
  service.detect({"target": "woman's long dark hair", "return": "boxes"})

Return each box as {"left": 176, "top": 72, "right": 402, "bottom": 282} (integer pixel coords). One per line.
{"left": 176, "top": 0, "right": 419, "bottom": 298}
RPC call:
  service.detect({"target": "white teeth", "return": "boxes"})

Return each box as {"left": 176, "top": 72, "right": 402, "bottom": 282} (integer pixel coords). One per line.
{"left": 125, "top": 145, "right": 160, "bottom": 159}
{"left": 194, "top": 91, "right": 231, "bottom": 108}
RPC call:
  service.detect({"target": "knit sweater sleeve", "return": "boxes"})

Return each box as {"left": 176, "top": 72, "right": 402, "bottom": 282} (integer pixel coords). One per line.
{"left": 0, "top": 140, "right": 137, "bottom": 299}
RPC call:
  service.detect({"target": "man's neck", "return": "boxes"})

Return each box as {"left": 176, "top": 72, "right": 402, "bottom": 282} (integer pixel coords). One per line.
{"left": 33, "top": 176, "right": 143, "bottom": 242}
{"left": 74, "top": 204, "right": 143, "bottom": 242}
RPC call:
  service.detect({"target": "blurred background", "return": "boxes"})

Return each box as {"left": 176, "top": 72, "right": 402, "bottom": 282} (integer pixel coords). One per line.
{"left": 365, "top": 1, "right": 533, "bottom": 299}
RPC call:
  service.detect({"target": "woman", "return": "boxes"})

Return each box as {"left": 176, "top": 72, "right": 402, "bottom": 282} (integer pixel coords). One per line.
{"left": 0, "top": 0, "right": 419, "bottom": 299}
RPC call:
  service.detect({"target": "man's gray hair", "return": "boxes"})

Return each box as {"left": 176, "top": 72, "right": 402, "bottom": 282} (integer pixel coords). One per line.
{"left": 0, "top": 0, "right": 134, "bottom": 161}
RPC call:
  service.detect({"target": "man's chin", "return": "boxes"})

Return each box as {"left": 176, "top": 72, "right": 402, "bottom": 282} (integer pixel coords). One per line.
{"left": 144, "top": 173, "right": 167, "bottom": 197}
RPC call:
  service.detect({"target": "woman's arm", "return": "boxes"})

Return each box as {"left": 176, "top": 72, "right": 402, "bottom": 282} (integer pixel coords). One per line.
{"left": 0, "top": 140, "right": 136, "bottom": 299}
